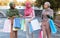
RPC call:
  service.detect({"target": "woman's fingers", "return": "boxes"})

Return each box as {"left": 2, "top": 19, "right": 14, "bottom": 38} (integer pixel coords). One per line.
{"left": 19, "top": 14, "right": 23, "bottom": 17}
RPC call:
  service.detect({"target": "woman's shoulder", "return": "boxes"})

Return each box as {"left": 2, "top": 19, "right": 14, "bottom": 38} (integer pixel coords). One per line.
{"left": 42, "top": 9, "right": 45, "bottom": 13}
{"left": 49, "top": 8, "right": 53, "bottom": 12}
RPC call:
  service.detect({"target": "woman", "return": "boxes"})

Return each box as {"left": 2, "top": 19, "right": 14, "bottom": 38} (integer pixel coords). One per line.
{"left": 24, "top": 2, "right": 35, "bottom": 38}
{"left": 6, "top": 2, "right": 22, "bottom": 38}
{"left": 42, "top": 2, "right": 54, "bottom": 38}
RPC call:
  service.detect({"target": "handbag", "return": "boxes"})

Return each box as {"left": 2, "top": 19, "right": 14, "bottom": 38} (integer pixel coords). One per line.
{"left": 3, "top": 19, "right": 11, "bottom": 33}
{"left": 21, "top": 18, "right": 26, "bottom": 31}
{"left": 29, "top": 19, "right": 41, "bottom": 32}
{"left": 49, "top": 19, "right": 57, "bottom": 34}
{"left": 39, "top": 30, "right": 43, "bottom": 38}
{"left": 13, "top": 18, "right": 21, "bottom": 29}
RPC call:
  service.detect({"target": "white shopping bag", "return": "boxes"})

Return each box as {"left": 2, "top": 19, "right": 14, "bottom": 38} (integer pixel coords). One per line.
{"left": 3, "top": 19, "right": 11, "bottom": 33}
{"left": 30, "top": 19, "right": 41, "bottom": 31}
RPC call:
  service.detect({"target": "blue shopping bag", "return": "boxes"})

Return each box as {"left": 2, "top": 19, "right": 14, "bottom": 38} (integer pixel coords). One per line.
{"left": 13, "top": 18, "right": 21, "bottom": 29}
{"left": 49, "top": 19, "right": 57, "bottom": 34}
{"left": 29, "top": 22, "right": 33, "bottom": 32}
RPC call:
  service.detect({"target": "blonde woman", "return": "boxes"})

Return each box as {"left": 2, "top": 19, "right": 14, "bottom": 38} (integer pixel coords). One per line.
{"left": 42, "top": 2, "right": 54, "bottom": 38}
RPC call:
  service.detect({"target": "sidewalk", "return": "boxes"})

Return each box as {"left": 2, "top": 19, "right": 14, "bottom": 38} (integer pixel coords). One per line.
{"left": 54, "top": 15, "right": 60, "bottom": 27}
{"left": 52, "top": 15, "right": 60, "bottom": 38}
{"left": 55, "top": 20, "right": 60, "bottom": 28}
{"left": 47, "top": 19, "right": 60, "bottom": 38}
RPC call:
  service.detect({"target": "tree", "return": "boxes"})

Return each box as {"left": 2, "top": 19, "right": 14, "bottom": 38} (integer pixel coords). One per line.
{"left": 55, "top": 0, "right": 60, "bottom": 8}
{"left": 35, "top": 0, "right": 42, "bottom": 8}
{"left": 35, "top": 0, "right": 60, "bottom": 11}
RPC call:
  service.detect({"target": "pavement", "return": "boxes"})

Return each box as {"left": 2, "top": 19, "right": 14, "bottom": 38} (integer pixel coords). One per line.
{"left": 0, "top": 28, "right": 60, "bottom": 38}
{"left": 0, "top": 18, "right": 60, "bottom": 38}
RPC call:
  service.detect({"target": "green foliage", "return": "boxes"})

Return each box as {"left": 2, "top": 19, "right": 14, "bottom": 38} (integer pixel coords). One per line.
{"left": 22, "top": 3, "right": 25, "bottom": 6}
{"left": 35, "top": 0, "right": 42, "bottom": 8}
{"left": 34, "top": 0, "right": 60, "bottom": 11}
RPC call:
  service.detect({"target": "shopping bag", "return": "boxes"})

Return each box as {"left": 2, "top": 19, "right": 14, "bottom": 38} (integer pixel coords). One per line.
{"left": 29, "top": 19, "right": 41, "bottom": 32}
{"left": 3, "top": 19, "right": 11, "bottom": 33}
{"left": 29, "top": 22, "right": 33, "bottom": 32}
{"left": 21, "top": 18, "right": 26, "bottom": 31}
{"left": 39, "top": 30, "right": 43, "bottom": 38}
{"left": 13, "top": 18, "right": 21, "bottom": 29}
{"left": 23, "top": 23, "right": 26, "bottom": 31}
{"left": 49, "top": 19, "right": 57, "bottom": 34}
{"left": 21, "top": 19, "right": 25, "bottom": 30}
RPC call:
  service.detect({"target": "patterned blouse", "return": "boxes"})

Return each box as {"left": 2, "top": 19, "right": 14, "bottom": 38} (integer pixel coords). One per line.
{"left": 42, "top": 8, "right": 54, "bottom": 21}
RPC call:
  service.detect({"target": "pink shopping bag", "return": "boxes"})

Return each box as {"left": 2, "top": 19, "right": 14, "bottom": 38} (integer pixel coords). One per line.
{"left": 39, "top": 30, "right": 43, "bottom": 38}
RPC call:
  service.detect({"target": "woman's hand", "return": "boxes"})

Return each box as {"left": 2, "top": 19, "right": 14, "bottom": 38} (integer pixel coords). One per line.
{"left": 8, "top": 17, "right": 11, "bottom": 19}
{"left": 19, "top": 14, "right": 23, "bottom": 17}
{"left": 29, "top": 19, "right": 32, "bottom": 23}
{"left": 12, "top": 16, "right": 16, "bottom": 18}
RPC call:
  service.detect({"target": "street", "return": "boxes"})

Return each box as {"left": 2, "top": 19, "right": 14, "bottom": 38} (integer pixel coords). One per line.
{"left": 0, "top": 18, "right": 60, "bottom": 38}
{"left": 0, "top": 28, "right": 60, "bottom": 38}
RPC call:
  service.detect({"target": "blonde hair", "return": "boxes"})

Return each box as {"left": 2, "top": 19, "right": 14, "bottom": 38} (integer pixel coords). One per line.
{"left": 44, "top": 2, "right": 51, "bottom": 7}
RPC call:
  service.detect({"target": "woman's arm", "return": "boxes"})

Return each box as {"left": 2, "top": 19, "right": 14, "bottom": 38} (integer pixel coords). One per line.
{"left": 19, "top": 14, "right": 23, "bottom": 17}
{"left": 31, "top": 10, "right": 35, "bottom": 19}
{"left": 29, "top": 10, "right": 35, "bottom": 21}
